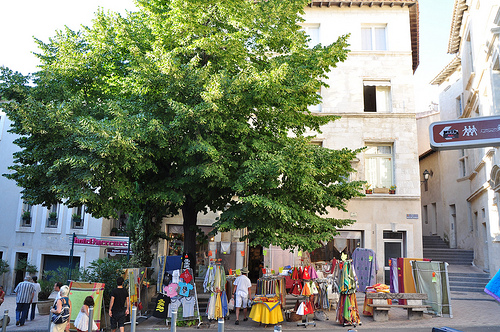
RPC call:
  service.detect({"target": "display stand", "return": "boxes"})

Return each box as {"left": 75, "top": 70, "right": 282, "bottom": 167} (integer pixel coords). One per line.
{"left": 250, "top": 275, "right": 285, "bottom": 326}
{"left": 335, "top": 260, "right": 361, "bottom": 327}
{"left": 297, "top": 312, "right": 316, "bottom": 328}
{"left": 203, "top": 259, "right": 229, "bottom": 321}
{"left": 159, "top": 255, "right": 202, "bottom": 327}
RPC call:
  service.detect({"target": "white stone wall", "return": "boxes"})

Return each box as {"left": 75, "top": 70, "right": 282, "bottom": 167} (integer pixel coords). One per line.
{"left": 0, "top": 112, "right": 107, "bottom": 293}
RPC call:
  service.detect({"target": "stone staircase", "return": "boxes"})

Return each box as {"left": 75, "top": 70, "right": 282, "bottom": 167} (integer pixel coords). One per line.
{"left": 423, "top": 235, "right": 490, "bottom": 293}
{"left": 422, "top": 235, "right": 474, "bottom": 265}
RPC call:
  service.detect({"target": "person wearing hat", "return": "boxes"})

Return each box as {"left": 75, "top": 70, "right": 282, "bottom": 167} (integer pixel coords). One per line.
{"left": 14, "top": 276, "right": 35, "bottom": 326}
{"left": 233, "top": 267, "right": 252, "bottom": 325}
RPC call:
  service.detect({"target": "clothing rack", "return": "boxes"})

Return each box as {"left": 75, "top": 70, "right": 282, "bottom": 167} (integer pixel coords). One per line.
{"left": 203, "top": 260, "right": 229, "bottom": 320}
{"left": 335, "top": 259, "right": 361, "bottom": 327}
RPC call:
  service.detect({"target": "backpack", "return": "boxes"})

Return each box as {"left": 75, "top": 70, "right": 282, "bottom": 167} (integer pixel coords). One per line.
{"left": 52, "top": 297, "right": 70, "bottom": 324}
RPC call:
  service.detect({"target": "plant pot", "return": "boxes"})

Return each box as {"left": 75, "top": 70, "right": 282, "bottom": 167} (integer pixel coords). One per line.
{"left": 37, "top": 300, "right": 53, "bottom": 315}
{"left": 389, "top": 190, "right": 396, "bottom": 194}
{"left": 365, "top": 190, "right": 372, "bottom": 194}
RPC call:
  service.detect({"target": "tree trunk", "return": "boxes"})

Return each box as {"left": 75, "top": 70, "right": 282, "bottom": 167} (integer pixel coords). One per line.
{"left": 182, "top": 195, "right": 197, "bottom": 273}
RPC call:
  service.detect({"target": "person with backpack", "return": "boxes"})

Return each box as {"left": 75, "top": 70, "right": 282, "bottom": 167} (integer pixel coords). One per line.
{"left": 50, "top": 285, "right": 71, "bottom": 332}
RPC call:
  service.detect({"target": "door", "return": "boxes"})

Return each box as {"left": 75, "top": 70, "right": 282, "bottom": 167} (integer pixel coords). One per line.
{"left": 383, "top": 231, "right": 405, "bottom": 285}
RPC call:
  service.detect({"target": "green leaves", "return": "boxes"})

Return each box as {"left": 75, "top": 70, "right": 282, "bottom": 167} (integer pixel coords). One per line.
{"left": 2, "top": 0, "right": 361, "bottom": 259}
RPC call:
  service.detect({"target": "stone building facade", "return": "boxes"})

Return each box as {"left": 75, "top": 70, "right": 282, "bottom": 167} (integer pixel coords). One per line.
{"left": 161, "top": 1, "right": 424, "bottom": 284}
{"left": 419, "top": 0, "right": 500, "bottom": 276}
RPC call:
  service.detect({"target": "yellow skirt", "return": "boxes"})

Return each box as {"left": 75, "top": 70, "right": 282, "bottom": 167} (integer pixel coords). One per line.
{"left": 249, "top": 302, "right": 284, "bottom": 325}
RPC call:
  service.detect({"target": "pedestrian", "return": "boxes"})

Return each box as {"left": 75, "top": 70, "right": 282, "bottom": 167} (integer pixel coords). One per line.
{"left": 74, "top": 296, "right": 98, "bottom": 332}
{"left": 0, "top": 285, "right": 5, "bottom": 306}
{"left": 30, "top": 276, "right": 42, "bottom": 320}
{"left": 51, "top": 282, "right": 63, "bottom": 303}
{"left": 50, "top": 285, "right": 71, "bottom": 332}
{"left": 233, "top": 267, "right": 252, "bottom": 325}
{"left": 109, "top": 276, "right": 129, "bottom": 332}
{"left": 14, "top": 276, "right": 35, "bottom": 326}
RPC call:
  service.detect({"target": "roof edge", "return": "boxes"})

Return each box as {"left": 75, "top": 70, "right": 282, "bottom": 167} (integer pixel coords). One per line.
{"left": 430, "top": 56, "right": 461, "bottom": 85}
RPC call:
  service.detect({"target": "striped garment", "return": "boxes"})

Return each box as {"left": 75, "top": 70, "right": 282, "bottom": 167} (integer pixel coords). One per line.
{"left": 14, "top": 281, "right": 35, "bottom": 303}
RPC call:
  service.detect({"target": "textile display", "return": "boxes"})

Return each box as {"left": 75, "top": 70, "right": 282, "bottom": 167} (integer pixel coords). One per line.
{"left": 249, "top": 302, "right": 284, "bottom": 325}
{"left": 203, "top": 262, "right": 228, "bottom": 319}
{"left": 411, "top": 260, "right": 452, "bottom": 317}
{"left": 161, "top": 261, "right": 201, "bottom": 325}
{"left": 389, "top": 258, "right": 399, "bottom": 294}
{"left": 153, "top": 294, "right": 170, "bottom": 319}
{"left": 362, "top": 283, "right": 390, "bottom": 316}
{"left": 335, "top": 260, "right": 361, "bottom": 326}
{"left": 485, "top": 268, "right": 500, "bottom": 302}
{"left": 352, "top": 248, "right": 378, "bottom": 292}
{"left": 68, "top": 282, "right": 105, "bottom": 330}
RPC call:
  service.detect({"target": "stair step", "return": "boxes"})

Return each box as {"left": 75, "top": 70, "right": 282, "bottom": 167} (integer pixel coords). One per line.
{"left": 450, "top": 286, "right": 487, "bottom": 293}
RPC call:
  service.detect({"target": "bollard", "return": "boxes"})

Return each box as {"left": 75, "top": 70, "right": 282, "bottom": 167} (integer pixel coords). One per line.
{"left": 48, "top": 308, "right": 52, "bottom": 332}
{"left": 218, "top": 318, "right": 224, "bottom": 332}
{"left": 130, "top": 306, "right": 137, "bottom": 332}
{"left": 88, "top": 306, "right": 94, "bottom": 332}
{"left": 171, "top": 310, "right": 177, "bottom": 332}
{"left": 2, "top": 310, "right": 8, "bottom": 332}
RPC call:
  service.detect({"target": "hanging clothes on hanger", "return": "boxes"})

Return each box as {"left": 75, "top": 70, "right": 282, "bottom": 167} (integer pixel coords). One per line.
{"left": 336, "top": 260, "right": 361, "bottom": 327}
{"left": 352, "top": 248, "right": 378, "bottom": 292}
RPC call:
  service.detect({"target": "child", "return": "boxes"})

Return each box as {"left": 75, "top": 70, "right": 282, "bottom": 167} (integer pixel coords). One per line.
{"left": 74, "top": 296, "right": 98, "bottom": 332}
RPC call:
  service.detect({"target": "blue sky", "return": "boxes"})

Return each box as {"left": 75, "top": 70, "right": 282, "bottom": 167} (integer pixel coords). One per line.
{"left": 0, "top": 0, "right": 455, "bottom": 111}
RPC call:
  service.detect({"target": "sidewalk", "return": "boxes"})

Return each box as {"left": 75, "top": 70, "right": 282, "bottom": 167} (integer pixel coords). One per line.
{"left": 2, "top": 265, "right": 499, "bottom": 331}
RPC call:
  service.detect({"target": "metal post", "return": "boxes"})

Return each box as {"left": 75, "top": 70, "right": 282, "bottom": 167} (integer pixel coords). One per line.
{"left": 218, "top": 318, "right": 224, "bottom": 332}
{"left": 2, "top": 310, "right": 8, "bottom": 332}
{"left": 48, "top": 309, "right": 52, "bottom": 332}
{"left": 127, "top": 238, "right": 131, "bottom": 262}
{"left": 88, "top": 306, "right": 94, "bottom": 332}
{"left": 130, "top": 306, "right": 137, "bottom": 332}
{"left": 171, "top": 310, "right": 177, "bottom": 332}
{"left": 68, "top": 232, "right": 76, "bottom": 281}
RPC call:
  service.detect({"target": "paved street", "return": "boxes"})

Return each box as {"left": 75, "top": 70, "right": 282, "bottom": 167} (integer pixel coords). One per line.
{"left": 2, "top": 265, "right": 499, "bottom": 331}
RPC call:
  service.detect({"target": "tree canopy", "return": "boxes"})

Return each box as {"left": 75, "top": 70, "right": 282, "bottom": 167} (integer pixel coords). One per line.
{"left": 1, "top": 0, "right": 364, "bottom": 266}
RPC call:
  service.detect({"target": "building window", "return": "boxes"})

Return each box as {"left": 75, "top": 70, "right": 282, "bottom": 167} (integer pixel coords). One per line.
{"left": 423, "top": 205, "right": 428, "bottom": 224}
{"left": 364, "top": 144, "right": 393, "bottom": 188}
{"left": 302, "top": 24, "right": 320, "bottom": 48}
{"left": 72, "top": 206, "right": 84, "bottom": 229}
{"left": 363, "top": 81, "right": 391, "bottom": 112}
{"left": 456, "top": 95, "right": 463, "bottom": 117}
{"left": 361, "top": 25, "right": 387, "bottom": 51}
{"left": 21, "top": 203, "right": 32, "bottom": 227}
{"left": 459, "top": 149, "right": 467, "bottom": 177}
{"left": 47, "top": 204, "right": 59, "bottom": 228}
{"left": 0, "top": 111, "right": 6, "bottom": 141}
{"left": 308, "top": 88, "right": 322, "bottom": 112}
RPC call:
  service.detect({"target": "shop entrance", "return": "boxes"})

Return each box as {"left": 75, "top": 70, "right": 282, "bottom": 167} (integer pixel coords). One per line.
{"left": 248, "top": 245, "right": 263, "bottom": 283}
{"left": 14, "top": 252, "right": 28, "bottom": 288}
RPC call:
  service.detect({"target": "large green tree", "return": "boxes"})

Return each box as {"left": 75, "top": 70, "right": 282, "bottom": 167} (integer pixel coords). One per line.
{"left": 2, "top": 0, "right": 364, "bottom": 266}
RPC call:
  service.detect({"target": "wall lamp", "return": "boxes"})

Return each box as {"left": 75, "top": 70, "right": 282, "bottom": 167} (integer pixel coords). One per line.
{"left": 421, "top": 169, "right": 431, "bottom": 184}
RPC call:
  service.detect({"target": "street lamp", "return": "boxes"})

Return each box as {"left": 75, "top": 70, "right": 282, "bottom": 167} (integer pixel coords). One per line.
{"left": 422, "top": 169, "right": 430, "bottom": 184}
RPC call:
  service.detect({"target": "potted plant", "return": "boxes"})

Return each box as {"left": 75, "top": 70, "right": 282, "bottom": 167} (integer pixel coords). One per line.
{"left": 48, "top": 211, "right": 57, "bottom": 227}
{"left": 389, "top": 185, "right": 397, "bottom": 194}
{"left": 22, "top": 210, "right": 31, "bottom": 221}
{"left": 365, "top": 184, "right": 372, "bottom": 194}
{"left": 72, "top": 213, "right": 82, "bottom": 221}
{"left": 37, "top": 278, "right": 55, "bottom": 315}
{"left": 15, "top": 258, "right": 38, "bottom": 276}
